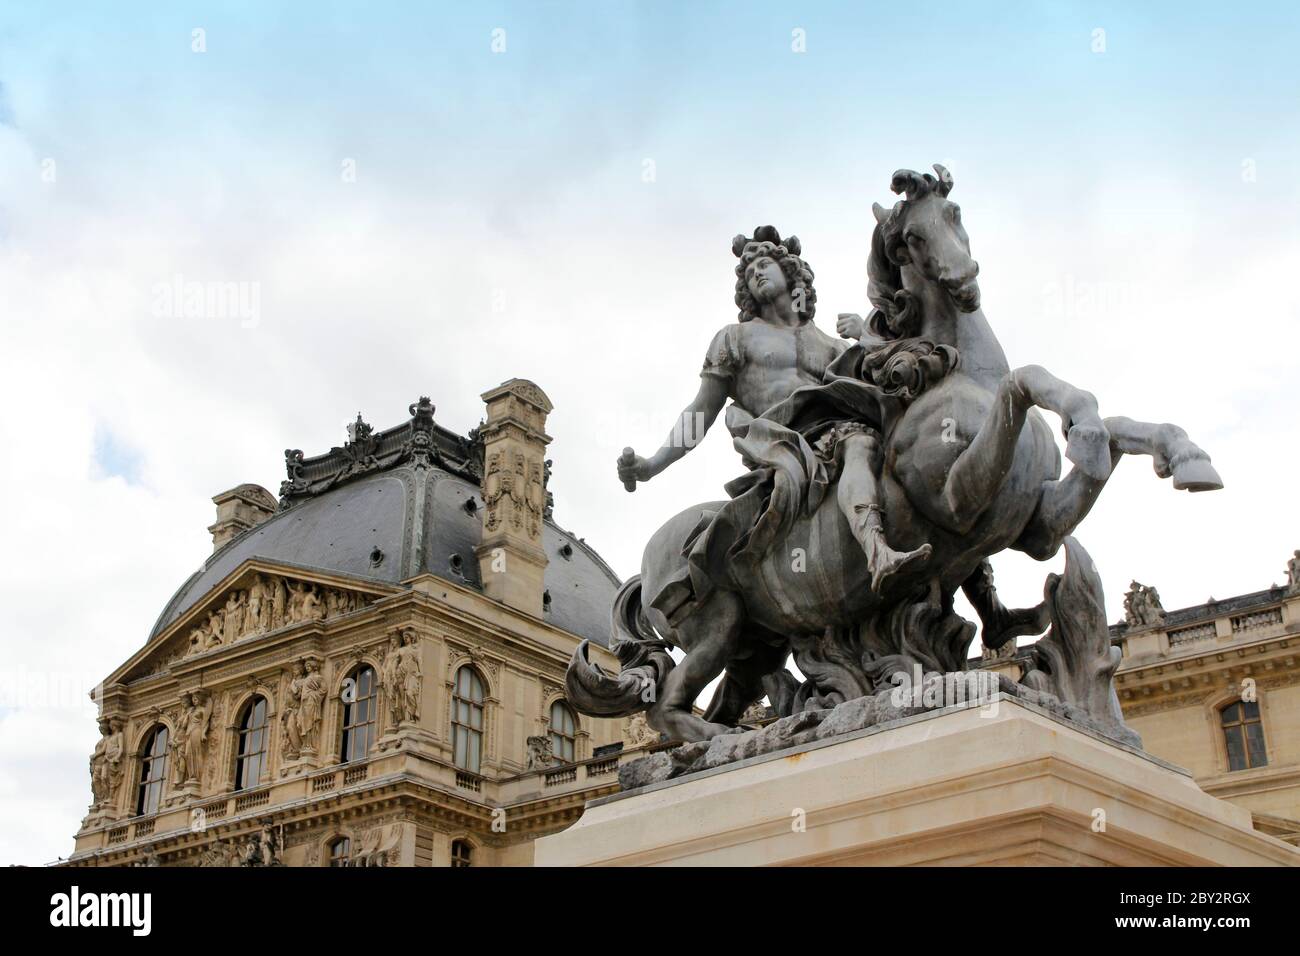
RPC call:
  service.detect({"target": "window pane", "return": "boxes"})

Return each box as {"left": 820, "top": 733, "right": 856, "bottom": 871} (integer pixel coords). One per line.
{"left": 1220, "top": 702, "right": 1240, "bottom": 725}
{"left": 1245, "top": 721, "right": 1267, "bottom": 768}
{"left": 1224, "top": 725, "right": 1247, "bottom": 771}
{"left": 1241, "top": 700, "right": 1260, "bottom": 721}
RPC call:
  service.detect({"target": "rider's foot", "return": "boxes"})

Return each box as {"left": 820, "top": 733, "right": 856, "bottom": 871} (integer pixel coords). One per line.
{"left": 867, "top": 530, "right": 932, "bottom": 593}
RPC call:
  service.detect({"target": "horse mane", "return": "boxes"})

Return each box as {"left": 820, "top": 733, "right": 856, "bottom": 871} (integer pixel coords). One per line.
{"left": 867, "top": 213, "right": 920, "bottom": 339}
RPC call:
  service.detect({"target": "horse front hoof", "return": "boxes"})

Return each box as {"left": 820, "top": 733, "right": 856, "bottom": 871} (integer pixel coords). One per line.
{"left": 1172, "top": 455, "right": 1223, "bottom": 492}
{"left": 1065, "top": 423, "right": 1112, "bottom": 480}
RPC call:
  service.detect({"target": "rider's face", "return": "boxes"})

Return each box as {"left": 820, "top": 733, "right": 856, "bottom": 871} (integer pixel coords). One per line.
{"left": 746, "top": 255, "right": 788, "bottom": 303}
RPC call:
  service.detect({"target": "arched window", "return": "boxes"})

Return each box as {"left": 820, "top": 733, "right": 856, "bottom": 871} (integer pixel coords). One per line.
{"left": 328, "top": 837, "right": 352, "bottom": 867}
{"left": 1221, "top": 700, "right": 1267, "bottom": 771}
{"left": 136, "top": 726, "right": 169, "bottom": 816}
{"left": 549, "top": 700, "right": 577, "bottom": 763}
{"left": 451, "top": 838, "right": 473, "bottom": 868}
{"left": 234, "top": 697, "right": 269, "bottom": 790}
{"left": 450, "top": 666, "right": 485, "bottom": 773}
{"left": 340, "top": 666, "right": 377, "bottom": 763}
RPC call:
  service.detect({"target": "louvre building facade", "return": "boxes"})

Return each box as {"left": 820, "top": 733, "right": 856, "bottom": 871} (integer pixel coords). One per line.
{"left": 70, "top": 379, "right": 659, "bottom": 867}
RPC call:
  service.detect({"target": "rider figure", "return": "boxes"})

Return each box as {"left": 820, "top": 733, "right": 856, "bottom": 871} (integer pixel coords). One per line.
{"left": 617, "top": 226, "right": 930, "bottom": 595}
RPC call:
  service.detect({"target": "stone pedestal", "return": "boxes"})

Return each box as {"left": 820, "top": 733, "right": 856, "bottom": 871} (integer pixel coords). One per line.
{"left": 536, "top": 698, "right": 1300, "bottom": 866}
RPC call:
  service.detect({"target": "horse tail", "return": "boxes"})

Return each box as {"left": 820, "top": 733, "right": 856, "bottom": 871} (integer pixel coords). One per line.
{"left": 565, "top": 575, "right": 675, "bottom": 718}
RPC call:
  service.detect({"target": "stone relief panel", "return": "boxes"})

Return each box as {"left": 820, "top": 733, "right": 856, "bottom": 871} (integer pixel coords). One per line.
{"left": 182, "top": 573, "right": 375, "bottom": 659}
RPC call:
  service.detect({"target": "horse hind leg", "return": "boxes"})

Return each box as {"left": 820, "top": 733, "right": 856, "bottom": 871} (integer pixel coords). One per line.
{"left": 647, "top": 590, "right": 746, "bottom": 742}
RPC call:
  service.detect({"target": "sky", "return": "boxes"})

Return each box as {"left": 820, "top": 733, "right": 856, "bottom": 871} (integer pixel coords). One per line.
{"left": 1, "top": 1, "right": 1298, "bottom": 865}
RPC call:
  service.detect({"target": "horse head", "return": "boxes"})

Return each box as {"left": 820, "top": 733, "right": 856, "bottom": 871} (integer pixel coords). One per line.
{"left": 869, "top": 165, "right": 980, "bottom": 333}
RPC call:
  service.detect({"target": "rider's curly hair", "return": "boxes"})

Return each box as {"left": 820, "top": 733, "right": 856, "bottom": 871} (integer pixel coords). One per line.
{"left": 732, "top": 226, "right": 817, "bottom": 322}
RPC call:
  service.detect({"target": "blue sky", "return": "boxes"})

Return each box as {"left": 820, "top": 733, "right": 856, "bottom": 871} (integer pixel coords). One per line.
{"left": 1, "top": 1, "right": 1298, "bottom": 864}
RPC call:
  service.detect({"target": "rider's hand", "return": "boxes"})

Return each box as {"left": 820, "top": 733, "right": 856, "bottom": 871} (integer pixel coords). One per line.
{"left": 836, "top": 312, "right": 865, "bottom": 340}
{"left": 617, "top": 448, "right": 652, "bottom": 490}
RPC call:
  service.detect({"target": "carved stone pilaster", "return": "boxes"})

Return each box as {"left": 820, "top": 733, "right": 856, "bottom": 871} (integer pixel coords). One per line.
{"left": 475, "top": 379, "right": 553, "bottom": 617}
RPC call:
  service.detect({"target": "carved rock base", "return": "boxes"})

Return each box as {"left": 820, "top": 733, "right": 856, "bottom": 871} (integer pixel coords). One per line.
{"left": 620, "top": 675, "right": 1134, "bottom": 791}
{"left": 538, "top": 699, "right": 1300, "bottom": 867}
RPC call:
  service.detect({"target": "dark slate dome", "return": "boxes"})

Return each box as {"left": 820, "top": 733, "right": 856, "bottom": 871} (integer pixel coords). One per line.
{"left": 149, "top": 399, "right": 620, "bottom": 646}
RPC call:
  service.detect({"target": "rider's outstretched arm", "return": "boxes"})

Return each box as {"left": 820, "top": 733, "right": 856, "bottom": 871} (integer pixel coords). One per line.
{"left": 618, "top": 376, "right": 728, "bottom": 486}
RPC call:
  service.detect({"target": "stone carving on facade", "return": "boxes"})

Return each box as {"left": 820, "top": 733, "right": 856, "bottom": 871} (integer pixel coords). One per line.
{"left": 1287, "top": 550, "right": 1300, "bottom": 594}
{"left": 567, "top": 165, "right": 1224, "bottom": 774}
{"left": 380, "top": 632, "right": 403, "bottom": 731}
{"left": 379, "top": 627, "right": 422, "bottom": 730}
{"left": 543, "top": 458, "right": 555, "bottom": 519}
{"left": 525, "top": 735, "right": 554, "bottom": 770}
{"left": 353, "top": 824, "right": 402, "bottom": 866}
{"left": 281, "top": 657, "right": 325, "bottom": 759}
{"left": 622, "top": 713, "right": 660, "bottom": 749}
{"left": 278, "top": 396, "right": 484, "bottom": 509}
{"left": 280, "top": 448, "right": 308, "bottom": 500}
{"left": 482, "top": 449, "right": 546, "bottom": 541}
{"left": 198, "top": 838, "right": 239, "bottom": 867}
{"left": 172, "top": 690, "right": 212, "bottom": 786}
{"left": 237, "top": 823, "right": 282, "bottom": 867}
{"left": 394, "top": 628, "right": 422, "bottom": 724}
{"left": 1124, "top": 580, "right": 1166, "bottom": 628}
{"left": 89, "top": 716, "right": 126, "bottom": 807}
{"left": 183, "top": 575, "right": 370, "bottom": 658}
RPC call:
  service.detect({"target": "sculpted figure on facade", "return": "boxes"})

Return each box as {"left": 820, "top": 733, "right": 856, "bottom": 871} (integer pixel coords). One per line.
{"left": 89, "top": 717, "right": 125, "bottom": 806}
{"left": 380, "top": 632, "right": 403, "bottom": 731}
{"left": 238, "top": 824, "right": 282, "bottom": 866}
{"left": 1124, "top": 580, "right": 1166, "bottom": 628}
{"left": 206, "top": 608, "right": 224, "bottom": 648}
{"left": 295, "top": 658, "right": 325, "bottom": 753}
{"left": 270, "top": 575, "right": 289, "bottom": 630}
{"left": 568, "top": 165, "right": 1222, "bottom": 763}
{"left": 224, "top": 590, "right": 245, "bottom": 639}
{"left": 198, "top": 839, "right": 238, "bottom": 867}
{"left": 172, "top": 691, "right": 212, "bottom": 786}
{"left": 246, "top": 574, "right": 267, "bottom": 634}
{"left": 622, "top": 713, "right": 660, "bottom": 749}
{"left": 395, "top": 629, "right": 422, "bottom": 724}
{"left": 301, "top": 584, "right": 324, "bottom": 622}
{"left": 1287, "top": 550, "right": 1300, "bottom": 594}
{"left": 281, "top": 661, "right": 305, "bottom": 758}
{"left": 526, "top": 734, "right": 554, "bottom": 770}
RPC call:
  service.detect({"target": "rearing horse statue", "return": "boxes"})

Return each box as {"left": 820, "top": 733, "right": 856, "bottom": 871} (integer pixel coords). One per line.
{"left": 568, "top": 165, "right": 1221, "bottom": 742}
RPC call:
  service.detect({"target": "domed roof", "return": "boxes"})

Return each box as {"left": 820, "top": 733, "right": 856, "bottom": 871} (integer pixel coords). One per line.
{"left": 149, "top": 398, "right": 620, "bottom": 646}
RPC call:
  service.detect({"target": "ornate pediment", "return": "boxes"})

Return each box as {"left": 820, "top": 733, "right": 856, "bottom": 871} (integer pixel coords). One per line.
{"left": 117, "top": 562, "right": 394, "bottom": 685}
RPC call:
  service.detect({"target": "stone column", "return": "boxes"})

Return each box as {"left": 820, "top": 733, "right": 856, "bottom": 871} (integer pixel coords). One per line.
{"left": 474, "top": 379, "right": 552, "bottom": 617}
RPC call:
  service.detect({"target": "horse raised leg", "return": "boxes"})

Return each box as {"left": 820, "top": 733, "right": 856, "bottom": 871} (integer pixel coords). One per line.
{"left": 938, "top": 364, "right": 1111, "bottom": 534}
{"left": 1016, "top": 415, "right": 1222, "bottom": 559}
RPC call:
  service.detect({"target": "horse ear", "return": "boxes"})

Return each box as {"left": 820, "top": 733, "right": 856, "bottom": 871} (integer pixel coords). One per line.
{"left": 871, "top": 202, "right": 889, "bottom": 224}
{"left": 933, "top": 164, "right": 954, "bottom": 197}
